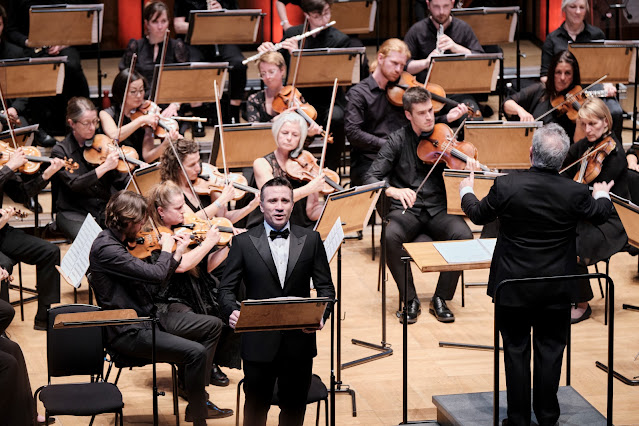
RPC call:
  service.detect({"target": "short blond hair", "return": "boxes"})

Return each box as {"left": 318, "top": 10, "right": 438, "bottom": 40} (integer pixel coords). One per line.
{"left": 578, "top": 98, "right": 612, "bottom": 134}
{"left": 257, "top": 51, "right": 286, "bottom": 72}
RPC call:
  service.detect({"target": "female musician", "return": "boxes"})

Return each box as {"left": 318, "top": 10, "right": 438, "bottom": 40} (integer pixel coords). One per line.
{"left": 159, "top": 138, "right": 259, "bottom": 224}
{"left": 51, "top": 97, "right": 128, "bottom": 239}
{"left": 561, "top": 98, "right": 628, "bottom": 323}
{"left": 503, "top": 50, "right": 580, "bottom": 140}
{"left": 249, "top": 112, "right": 325, "bottom": 228}
{"left": 100, "top": 69, "right": 180, "bottom": 163}
{"left": 119, "top": 0, "right": 188, "bottom": 119}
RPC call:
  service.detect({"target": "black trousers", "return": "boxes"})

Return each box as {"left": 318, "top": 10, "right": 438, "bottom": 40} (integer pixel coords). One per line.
{"left": 385, "top": 208, "right": 473, "bottom": 302}
{"left": 189, "top": 44, "right": 247, "bottom": 101}
{"left": 242, "top": 347, "right": 313, "bottom": 426}
{"left": 109, "top": 312, "right": 222, "bottom": 421}
{"left": 498, "top": 305, "right": 570, "bottom": 426}
{"left": 348, "top": 152, "right": 374, "bottom": 188}
{"left": 0, "top": 226, "right": 60, "bottom": 315}
{"left": 316, "top": 104, "right": 345, "bottom": 173}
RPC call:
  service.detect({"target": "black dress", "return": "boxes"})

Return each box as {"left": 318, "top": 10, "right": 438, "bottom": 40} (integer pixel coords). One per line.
{"left": 103, "top": 106, "right": 147, "bottom": 160}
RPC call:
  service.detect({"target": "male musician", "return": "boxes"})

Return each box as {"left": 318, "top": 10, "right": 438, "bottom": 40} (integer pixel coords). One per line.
{"left": 345, "top": 38, "right": 468, "bottom": 187}
{"left": 219, "top": 177, "right": 335, "bottom": 426}
{"left": 364, "top": 86, "right": 474, "bottom": 324}
{"left": 460, "top": 123, "right": 613, "bottom": 426}
{"left": 0, "top": 148, "right": 65, "bottom": 330}
{"left": 89, "top": 191, "right": 232, "bottom": 424}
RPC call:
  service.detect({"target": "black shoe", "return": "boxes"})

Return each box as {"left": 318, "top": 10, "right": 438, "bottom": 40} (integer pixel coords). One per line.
{"left": 570, "top": 304, "right": 592, "bottom": 324}
{"left": 185, "top": 401, "right": 233, "bottom": 421}
{"left": 480, "top": 104, "right": 494, "bottom": 118}
{"left": 36, "top": 416, "right": 56, "bottom": 425}
{"left": 23, "top": 196, "right": 43, "bottom": 214}
{"left": 429, "top": 296, "right": 455, "bottom": 323}
{"left": 192, "top": 121, "right": 205, "bottom": 138}
{"left": 36, "top": 129, "right": 56, "bottom": 147}
{"left": 210, "top": 364, "right": 229, "bottom": 387}
{"left": 397, "top": 298, "right": 421, "bottom": 324}
{"left": 34, "top": 318, "right": 47, "bottom": 331}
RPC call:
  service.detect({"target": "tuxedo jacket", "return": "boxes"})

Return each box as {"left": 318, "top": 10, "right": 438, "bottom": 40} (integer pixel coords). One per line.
{"left": 461, "top": 167, "right": 613, "bottom": 306}
{"left": 218, "top": 224, "right": 335, "bottom": 363}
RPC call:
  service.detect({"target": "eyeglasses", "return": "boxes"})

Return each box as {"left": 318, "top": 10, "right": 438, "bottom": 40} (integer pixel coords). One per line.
{"left": 75, "top": 119, "right": 100, "bottom": 128}
{"left": 128, "top": 89, "right": 145, "bottom": 96}
{"left": 259, "top": 69, "right": 281, "bottom": 78}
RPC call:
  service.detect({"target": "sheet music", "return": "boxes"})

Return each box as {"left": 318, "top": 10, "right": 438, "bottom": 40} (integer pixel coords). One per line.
{"left": 58, "top": 214, "right": 102, "bottom": 288}
{"left": 323, "top": 216, "right": 344, "bottom": 263}
{"left": 433, "top": 239, "right": 496, "bottom": 264}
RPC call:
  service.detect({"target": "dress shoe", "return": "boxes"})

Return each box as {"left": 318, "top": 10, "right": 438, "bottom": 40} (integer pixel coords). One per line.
{"left": 36, "top": 129, "right": 56, "bottom": 148}
{"left": 210, "top": 364, "right": 229, "bottom": 387}
{"left": 24, "top": 196, "right": 43, "bottom": 214}
{"left": 185, "top": 401, "right": 233, "bottom": 421}
{"left": 36, "top": 416, "right": 56, "bottom": 425}
{"left": 571, "top": 304, "right": 592, "bottom": 324}
{"left": 192, "top": 121, "right": 206, "bottom": 138}
{"left": 34, "top": 318, "right": 47, "bottom": 331}
{"left": 398, "top": 298, "right": 421, "bottom": 324}
{"left": 429, "top": 296, "right": 455, "bottom": 323}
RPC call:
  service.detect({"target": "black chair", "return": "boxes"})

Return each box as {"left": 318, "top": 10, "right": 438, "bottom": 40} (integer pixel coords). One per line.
{"left": 235, "top": 374, "right": 329, "bottom": 426}
{"left": 34, "top": 304, "right": 124, "bottom": 425}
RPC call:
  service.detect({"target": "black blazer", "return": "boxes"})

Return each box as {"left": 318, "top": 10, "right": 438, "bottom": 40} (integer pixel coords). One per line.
{"left": 461, "top": 167, "right": 612, "bottom": 306}
{"left": 218, "top": 224, "right": 335, "bottom": 363}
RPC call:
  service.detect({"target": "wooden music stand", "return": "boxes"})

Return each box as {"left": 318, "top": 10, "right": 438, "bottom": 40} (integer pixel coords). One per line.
{"left": 443, "top": 169, "right": 503, "bottom": 215}
{"left": 464, "top": 121, "right": 540, "bottom": 169}
{"left": 210, "top": 123, "right": 275, "bottom": 169}
{"left": 612, "top": 195, "right": 639, "bottom": 248}
{"left": 28, "top": 4, "right": 103, "bottom": 47}
{"left": 234, "top": 297, "right": 332, "bottom": 332}
{"left": 568, "top": 41, "right": 637, "bottom": 84}
{"left": 0, "top": 124, "right": 38, "bottom": 147}
{"left": 125, "top": 163, "right": 161, "bottom": 196}
{"left": 426, "top": 53, "right": 502, "bottom": 94}
{"left": 331, "top": 0, "right": 377, "bottom": 35}
{"left": 150, "top": 62, "right": 229, "bottom": 104}
{"left": 287, "top": 48, "right": 366, "bottom": 88}
{"left": 186, "top": 9, "right": 264, "bottom": 45}
{"left": 0, "top": 57, "right": 65, "bottom": 98}
{"left": 452, "top": 7, "right": 519, "bottom": 45}
{"left": 403, "top": 239, "right": 494, "bottom": 273}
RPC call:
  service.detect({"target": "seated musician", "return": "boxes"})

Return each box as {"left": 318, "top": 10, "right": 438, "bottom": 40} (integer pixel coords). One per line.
{"left": 560, "top": 98, "right": 629, "bottom": 323}
{"left": 100, "top": 69, "right": 180, "bottom": 163}
{"left": 258, "top": 0, "right": 351, "bottom": 172}
{"left": 120, "top": 0, "right": 187, "bottom": 120}
{"left": 51, "top": 97, "right": 129, "bottom": 239}
{"left": 364, "top": 86, "right": 476, "bottom": 325}
{"left": 345, "top": 38, "right": 468, "bottom": 187}
{"left": 0, "top": 141, "right": 65, "bottom": 330}
{"left": 159, "top": 138, "right": 259, "bottom": 225}
{"left": 89, "top": 190, "right": 232, "bottom": 423}
{"left": 540, "top": 0, "right": 622, "bottom": 141}
{"left": 148, "top": 180, "right": 239, "bottom": 387}
{"left": 173, "top": 0, "right": 247, "bottom": 124}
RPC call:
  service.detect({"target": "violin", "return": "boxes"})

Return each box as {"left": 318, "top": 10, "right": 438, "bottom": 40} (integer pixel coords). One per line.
{"left": 180, "top": 213, "right": 234, "bottom": 246}
{"left": 271, "top": 86, "right": 334, "bottom": 144}
{"left": 417, "top": 123, "right": 490, "bottom": 171}
{"left": 284, "top": 150, "right": 344, "bottom": 194}
{"left": 562, "top": 134, "right": 616, "bottom": 184}
{"left": 550, "top": 85, "right": 586, "bottom": 122}
{"left": 386, "top": 72, "right": 481, "bottom": 117}
{"left": 194, "top": 163, "right": 258, "bottom": 200}
{"left": 83, "top": 134, "right": 147, "bottom": 173}
{"left": 130, "top": 100, "right": 180, "bottom": 139}
{"left": 0, "top": 141, "right": 78, "bottom": 174}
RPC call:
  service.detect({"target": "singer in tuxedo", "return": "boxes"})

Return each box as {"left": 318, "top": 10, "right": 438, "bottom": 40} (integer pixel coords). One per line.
{"left": 460, "top": 123, "right": 613, "bottom": 426}
{"left": 218, "top": 177, "right": 335, "bottom": 426}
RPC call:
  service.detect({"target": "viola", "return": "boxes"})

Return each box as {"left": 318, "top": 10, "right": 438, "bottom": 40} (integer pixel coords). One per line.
{"left": 180, "top": 212, "right": 234, "bottom": 246}
{"left": 83, "top": 134, "right": 147, "bottom": 173}
{"left": 417, "top": 123, "right": 490, "bottom": 171}
{"left": 572, "top": 134, "right": 616, "bottom": 184}
{"left": 0, "top": 141, "right": 78, "bottom": 174}
{"left": 550, "top": 85, "right": 586, "bottom": 122}
{"left": 284, "top": 150, "right": 343, "bottom": 194}
{"left": 130, "top": 100, "right": 180, "bottom": 139}
{"left": 194, "top": 163, "right": 258, "bottom": 200}
{"left": 271, "top": 86, "right": 334, "bottom": 144}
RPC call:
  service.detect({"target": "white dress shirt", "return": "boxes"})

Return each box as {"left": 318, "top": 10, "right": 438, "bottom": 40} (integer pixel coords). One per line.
{"left": 264, "top": 221, "right": 291, "bottom": 288}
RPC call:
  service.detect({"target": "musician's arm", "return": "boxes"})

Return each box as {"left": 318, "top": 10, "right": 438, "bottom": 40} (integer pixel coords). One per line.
{"left": 173, "top": 16, "right": 189, "bottom": 35}
{"left": 99, "top": 110, "right": 153, "bottom": 142}
{"left": 141, "top": 128, "right": 166, "bottom": 163}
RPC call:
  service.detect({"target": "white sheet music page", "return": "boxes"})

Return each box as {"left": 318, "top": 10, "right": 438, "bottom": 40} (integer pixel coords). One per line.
{"left": 58, "top": 214, "right": 102, "bottom": 288}
{"left": 323, "top": 216, "right": 344, "bottom": 263}
{"left": 433, "top": 238, "right": 496, "bottom": 264}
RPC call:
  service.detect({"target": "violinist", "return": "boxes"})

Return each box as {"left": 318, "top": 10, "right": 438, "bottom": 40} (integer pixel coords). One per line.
{"left": 51, "top": 97, "right": 129, "bottom": 240}
{"left": 100, "top": 69, "right": 180, "bottom": 163}
{"left": 560, "top": 98, "right": 628, "bottom": 323}
{"left": 364, "top": 86, "right": 475, "bottom": 325}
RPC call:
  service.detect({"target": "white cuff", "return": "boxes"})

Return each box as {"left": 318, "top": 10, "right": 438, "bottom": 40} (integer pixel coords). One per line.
{"left": 593, "top": 191, "right": 610, "bottom": 200}
{"left": 460, "top": 186, "right": 475, "bottom": 199}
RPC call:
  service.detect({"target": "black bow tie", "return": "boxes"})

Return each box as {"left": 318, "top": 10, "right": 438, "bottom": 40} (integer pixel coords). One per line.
{"left": 269, "top": 229, "right": 290, "bottom": 240}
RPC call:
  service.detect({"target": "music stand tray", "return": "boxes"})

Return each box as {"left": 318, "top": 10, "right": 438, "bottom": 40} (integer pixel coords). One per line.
{"left": 28, "top": 4, "right": 104, "bottom": 47}
{"left": 0, "top": 124, "right": 38, "bottom": 146}
{"left": 287, "top": 47, "right": 366, "bottom": 88}
{"left": 210, "top": 122, "right": 275, "bottom": 169}
{"left": 426, "top": 53, "right": 502, "bottom": 94}
{"left": 568, "top": 41, "right": 638, "bottom": 84}
{"left": 611, "top": 194, "right": 639, "bottom": 248}
{"left": 331, "top": 0, "right": 377, "bottom": 35}
{"left": 186, "top": 9, "right": 264, "bottom": 45}
{"left": 0, "top": 57, "right": 65, "bottom": 98}
{"left": 234, "top": 297, "right": 332, "bottom": 332}
{"left": 150, "top": 62, "right": 229, "bottom": 104}
{"left": 125, "top": 163, "right": 161, "bottom": 196}
{"left": 452, "top": 7, "right": 519, "bottom": 45}
{"left": 443, "top": 169, "right": 503, "bottom": 216}
{"left": 464, "top": 120, "right": 540, "bottom": 169}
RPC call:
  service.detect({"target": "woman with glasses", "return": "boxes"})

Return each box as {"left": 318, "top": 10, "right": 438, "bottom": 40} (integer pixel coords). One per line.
{"left": 51, "top": 97, "right": 129, "bottom": 239}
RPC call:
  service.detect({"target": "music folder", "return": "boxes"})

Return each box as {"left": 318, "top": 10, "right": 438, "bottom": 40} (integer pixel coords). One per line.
{"left": 234, "top": 297, "right": 332, "bottom": 333}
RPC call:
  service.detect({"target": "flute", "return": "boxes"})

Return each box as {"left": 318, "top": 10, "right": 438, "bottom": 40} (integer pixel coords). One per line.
{"left": 242, "top": 21, "right": 336, "bottom": 65}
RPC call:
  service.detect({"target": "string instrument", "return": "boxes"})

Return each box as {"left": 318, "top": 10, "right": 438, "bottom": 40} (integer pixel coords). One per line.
{"left": 271, "top": 86, "right": 334, "bottom": 144}
{"left": 417, "top": 123, "right": 490, "bottom": 172}
{"left": 83, "top": 134, "right": 147, "bottom": 173}
{"left": 0, "top": 141, "right": 78, "bottom": 174}
{"left": 559, "top": 134, "right": 616, "bottom": 184}
{"left": 194, "top": 163, "right": 259, "bottom": 200}
{"left": 285, "top": 150, "right": 343, "bottom": 194}
{"left": 386, "top": 72, "right": 480, "bottom": 117}
{"left": 536, "top": 75, "right": 608, "bottom": 122}
{"left": 180, "top": 213, "right": 234, "bottom": 246}
{"left": 130, "top": 100, "right": 180, "bottom": 139}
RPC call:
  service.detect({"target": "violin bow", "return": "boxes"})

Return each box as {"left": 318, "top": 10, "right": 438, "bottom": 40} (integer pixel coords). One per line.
{"left": 318, "top": 78, "right": 338, "bottom": 174}
{"left": 152, "top": 29, "right": 170, "bottom": 105}
{"left": 535, "top": 74, "right": 608, "bottom": 122}
{"left": 213, "top": 80, "right": 229, "bottom": 185}
{"left": 558, "top": 131, "right": 613, "bottom": 177}
{"left": 287, "top": 18, "right": 309, "bottom": 111}
{"left": 402, "top": 119, "right": 467, "bottom": 215}
{"left": 0, "top": 77, "right": 19, "bottom": 151}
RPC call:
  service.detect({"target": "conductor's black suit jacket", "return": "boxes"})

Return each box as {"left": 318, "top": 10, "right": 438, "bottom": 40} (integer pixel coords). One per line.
{"left": 218, "top": 224, "right": 335, "bottom": 363}
{"left": 461, "top": 167, "right": 613, "bottom": 306}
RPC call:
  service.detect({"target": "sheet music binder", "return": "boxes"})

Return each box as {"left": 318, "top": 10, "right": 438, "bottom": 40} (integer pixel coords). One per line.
{"left": 234, "top": 297, "right": 332, "bottom": 333}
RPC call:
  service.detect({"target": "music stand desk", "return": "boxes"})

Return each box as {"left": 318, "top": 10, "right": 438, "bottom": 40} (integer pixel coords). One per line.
{"left": 452, "top": 6, "right": 519, "bottom": 45}
{"left": 235, "top": 297, "right": 332, "bottom": 333}
{"left": 287, "top": 48, "right": 365, "bottom": 88}
{"left": 403, "top": 239, "right": 493, "bottom": 273}
{"left": 427, "top": 53, "right": 502, "bottom": 94}
{"left": 0, "top": 57, "right": 65, "bottom": 98}
{"left": 151, "top": 62, "right": 229, "bottom": 104}
{"left": 186, "top": 9, "right": 264, "bottom": 45}
{"left": 331, "top": 0, "right": 377, "bottom": 35}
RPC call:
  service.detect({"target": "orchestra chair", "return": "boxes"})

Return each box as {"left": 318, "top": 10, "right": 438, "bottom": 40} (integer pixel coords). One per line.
{"left": 34, "top": 304, "right": 124, "bottom": 426}
{"left": 235, "top": 374, "right": 329, "bottom": 426}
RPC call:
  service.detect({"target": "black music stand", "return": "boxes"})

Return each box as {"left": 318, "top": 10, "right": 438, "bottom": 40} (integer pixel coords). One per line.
{"left": 287, "top": 48, "right": 366, "bottom": 88}
{"left": 186, "top": 9, "right": 264, "bottom": 45}
{"left": 150, "top": 62, "right": 230, "bottom": 104}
